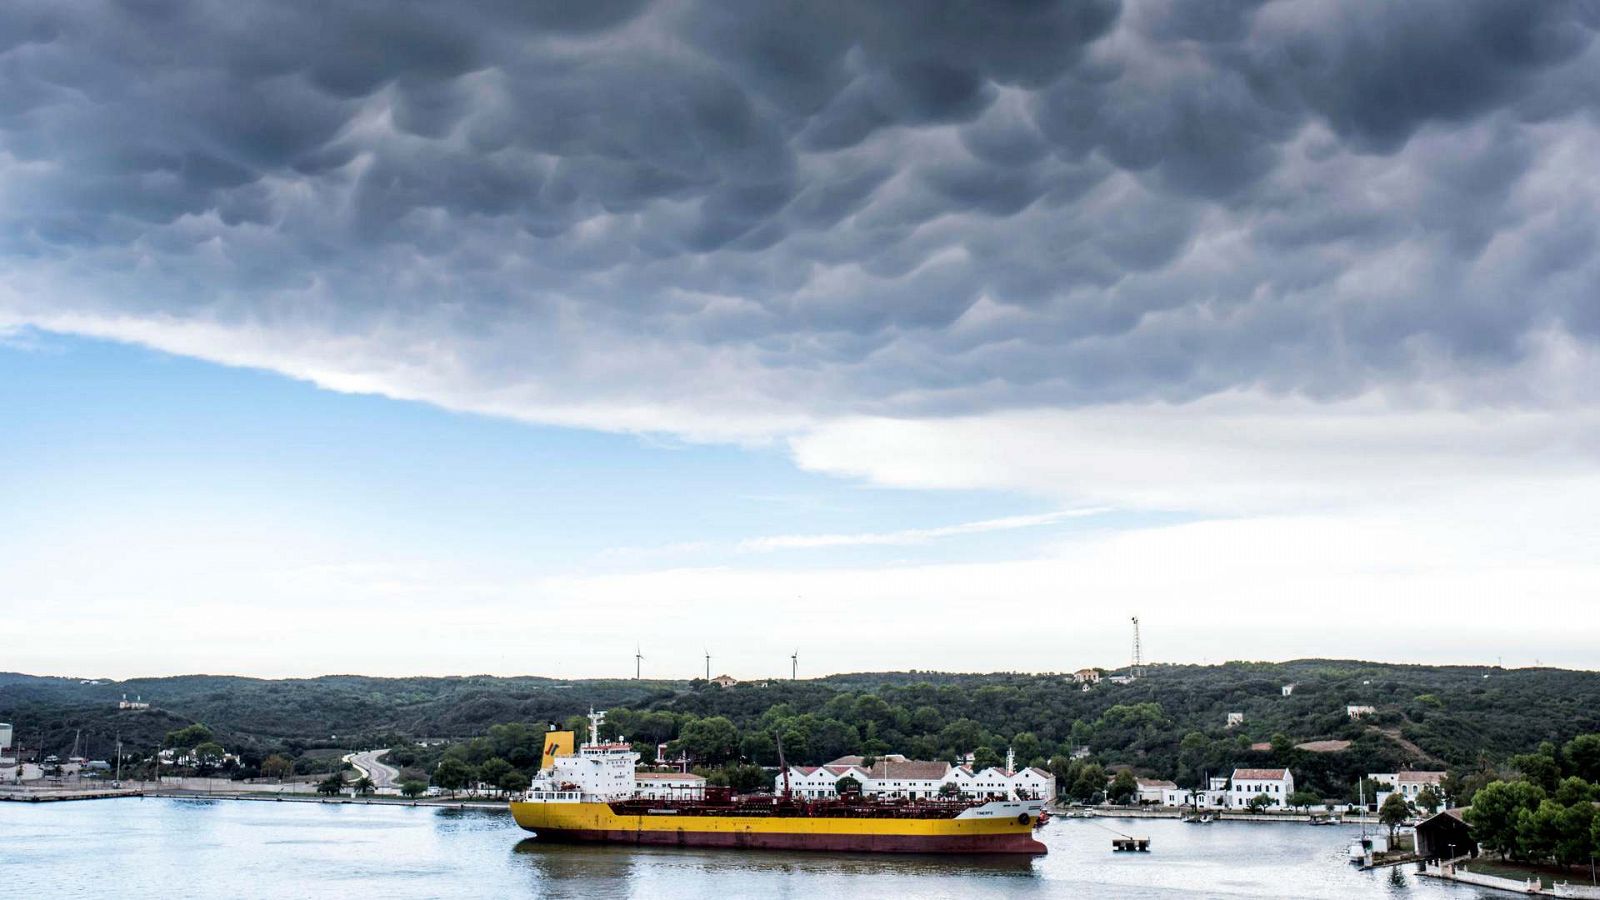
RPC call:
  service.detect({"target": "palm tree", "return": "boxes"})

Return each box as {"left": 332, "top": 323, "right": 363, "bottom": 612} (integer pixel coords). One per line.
{"left": 354, "top": 776, "right": 375, "bottom": 796}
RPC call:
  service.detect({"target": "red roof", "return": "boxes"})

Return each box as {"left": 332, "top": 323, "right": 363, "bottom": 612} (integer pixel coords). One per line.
{"left": 1232, "top": 768, "right": 1289, "bottom": 781}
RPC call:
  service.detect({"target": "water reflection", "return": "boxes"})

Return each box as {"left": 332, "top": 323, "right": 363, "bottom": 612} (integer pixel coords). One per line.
{"left": 511, "top": 837, "right": 1040, "bottom": 880}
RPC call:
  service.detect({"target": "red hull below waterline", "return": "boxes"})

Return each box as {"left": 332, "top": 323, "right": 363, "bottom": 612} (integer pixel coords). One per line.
{"left": 529, "top": 828, "right": 1047, "bottom": 854}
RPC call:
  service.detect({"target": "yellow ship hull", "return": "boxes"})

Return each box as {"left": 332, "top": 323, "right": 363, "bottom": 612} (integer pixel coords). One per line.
{"left": 508, "top": 800, "right": 1047, "bottom": 854}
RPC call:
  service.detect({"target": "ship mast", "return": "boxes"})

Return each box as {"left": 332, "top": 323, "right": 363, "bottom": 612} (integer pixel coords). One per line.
{"left": 776, "top": 732, "right": 792, "bottom": 801}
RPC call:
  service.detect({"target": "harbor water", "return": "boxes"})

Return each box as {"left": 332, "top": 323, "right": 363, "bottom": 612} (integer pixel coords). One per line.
{"left": 3, "top": 798, "right": 1513, "bottom": 898}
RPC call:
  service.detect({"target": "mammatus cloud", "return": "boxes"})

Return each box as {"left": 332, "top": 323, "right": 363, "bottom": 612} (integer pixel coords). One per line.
{"left": 3, "top": 1, "right": 1600, "bottom": 498}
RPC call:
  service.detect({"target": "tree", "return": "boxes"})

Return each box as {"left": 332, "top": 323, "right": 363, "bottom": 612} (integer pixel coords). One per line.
{"left": 432, "top": 758, "right": 471, "bottom": 797}
{"left": 1379, "top": 793, "right": 1410, "bottom": 844}
{"left": 1069, "top": 763, "right": 1106, "bottom": 802}
{"left": 477, "top": 757, "right": 514, "bottom": 793}
{"left": 1109, "top": 770, "right": 1137, "bottom": 805}
{"left": 1553, "top": 776, "right": 1594, "bottom": 807}
{"left": 1288, "top": 790, "right": 1321, "bottom": 812}
{"left": 261, "top": 754, "right": 294, "bottom": 782}
{"left": 972, "top": 747, "right": 1002, "bottom": 771}
{"left": 400, "top": 780, "right": 427, "bottom": 799}
{"left": 1509, "top": 747, "right": 1561, "bottom": 792}
{"left": 1563, "top": 733, "right": 1600, "bottom": 783}
{"left": 836, "top": 775, "right": 862, "bottom": 795}
{"left": 499, "top": 771, "right": 530, "bottom": 795}
{"left": 939, "top": 781, "right": 960, "bottom": 798}
{"left": 1466, "top": 780, "right": 1546, "bottom": 859}
{"left": 1011, "top": 732, "right": 1043, "bottom": 767}
{"left": 191, "top": 742, "right": 226, "bottom": 774}
{"left": 1553, "top": 801, "right": 1596, "bottom": 869}
{"left": 353, "top": 776, "right": 375, "bottom": 796}
{"left": 164, "top": 724, "right": 213, "bottom": 750}
{"left": 316, "top": 774, "right": 344, "bottom": 796}
{"left": 1247, "top": 793, "right": 1275, "bottom": 814}
{"left": 1413, "top": 785, "right": 1441, "bottom": 815}
{"left": 674, "top": 717, "right": 740, "bottom": 766}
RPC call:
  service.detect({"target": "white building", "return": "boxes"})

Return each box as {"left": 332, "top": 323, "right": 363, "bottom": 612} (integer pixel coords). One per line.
{"left": 1226, "top": 712, "right": 1244, "bottom": 728}
{"left": 1281, "top": 684, "right": 1296, "bottom": 696}
{"left": 1369, "top": 770, "right": 1446, "bottom": 809}
{"left": 1230, "top": 768, "right": 1294, "bottom": 808}
{"left": 118, "top": 695, "right": 150, "bottom": 710}
{"left": 633, "top": 771, "right": 706, "bottom": 800}
{"left": 774, "top": 754, "right": 1056, "bottom": 801}
{"left": 1347, "top": 705, "right": 1376, "bottom": 719}
{"left": 1136, "top": 778, "right": 1176, "bottom": 804}
{"left": 1072, "top": 668, "right": 1101, "bottom": 685}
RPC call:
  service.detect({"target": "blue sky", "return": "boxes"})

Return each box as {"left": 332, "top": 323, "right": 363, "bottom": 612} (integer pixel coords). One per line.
{"left": 1, "top": 331, "right": 1109, "bottom": 574}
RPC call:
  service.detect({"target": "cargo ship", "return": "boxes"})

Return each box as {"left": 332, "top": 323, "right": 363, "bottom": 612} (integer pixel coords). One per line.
{"left": 509, "top": 710, "right": 1047, "bottom": 854}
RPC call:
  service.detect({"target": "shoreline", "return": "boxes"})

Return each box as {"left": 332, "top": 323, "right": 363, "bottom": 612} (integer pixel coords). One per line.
{"left": 1, "top": 785, "right": 508, "bottom": 811}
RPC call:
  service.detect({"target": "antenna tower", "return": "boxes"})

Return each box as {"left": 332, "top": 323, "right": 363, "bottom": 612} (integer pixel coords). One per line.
{"left": 1131, "top": 615, "right": 1144, "bottom": 679}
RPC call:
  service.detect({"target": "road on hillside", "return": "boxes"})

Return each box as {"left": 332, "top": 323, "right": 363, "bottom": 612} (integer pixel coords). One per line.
{"left": 347, "top": 749, "right": 400, "bottom": 790}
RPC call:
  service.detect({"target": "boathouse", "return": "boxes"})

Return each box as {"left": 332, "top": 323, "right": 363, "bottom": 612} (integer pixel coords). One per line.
{"left": 1415, "top": 809, "right": 1476, "bottom": 860}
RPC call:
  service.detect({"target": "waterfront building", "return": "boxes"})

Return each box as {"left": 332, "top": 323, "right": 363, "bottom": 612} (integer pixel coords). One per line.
{"left": 1415, "top": 809, "right": 1476, "bottom": 860}
{"left": 1135, "top": 778, "right": 1176, "bottom": 804}
{"left": 775, "top": 754, "right": 1056, "bottom": 801}
{"left": 1229, "top": 768, "right": 1294, "bottom": 808}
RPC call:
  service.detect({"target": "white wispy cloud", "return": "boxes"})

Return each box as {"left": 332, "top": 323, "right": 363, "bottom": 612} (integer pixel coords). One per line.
{"left": 736, "top": 509, "right": 1107, "bottom": 552}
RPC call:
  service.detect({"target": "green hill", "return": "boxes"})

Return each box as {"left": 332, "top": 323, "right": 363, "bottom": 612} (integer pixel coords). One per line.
{"left": 5, "top": 660, "right": 1596, "bottom": 796}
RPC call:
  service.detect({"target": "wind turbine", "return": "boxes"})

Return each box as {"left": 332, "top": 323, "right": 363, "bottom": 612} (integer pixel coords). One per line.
{"left": 635, "top": 645, "right": 644, "bottom": 680}
{"left": 704, "top": 649, "right": 711, "bottom": 681}
{"left": 790, "top": 649, "right": 798, "bottom": 681}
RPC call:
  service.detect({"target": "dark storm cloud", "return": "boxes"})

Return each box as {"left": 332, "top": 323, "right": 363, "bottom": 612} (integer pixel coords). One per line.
{"left": 2, "top": 0, "right": 1599, "bottom": 424}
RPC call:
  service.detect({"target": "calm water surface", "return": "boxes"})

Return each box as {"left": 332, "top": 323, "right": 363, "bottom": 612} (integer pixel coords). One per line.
{"left": 2, "top": 799, "right": 1504, "bottom": 899}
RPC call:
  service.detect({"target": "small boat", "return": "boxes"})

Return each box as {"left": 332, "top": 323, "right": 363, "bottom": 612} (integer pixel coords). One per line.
{"left": 1347, "top": 780, "right": 1372, "bottom": 863}
{"left": 1309, "top": 814, "right": 1342, "bottom": 826}
{"left": 1112, "top": 836, "right": 1151, "bottom": 852}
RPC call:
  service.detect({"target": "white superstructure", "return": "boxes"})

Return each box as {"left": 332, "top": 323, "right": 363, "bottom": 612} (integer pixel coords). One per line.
{"left": 526, "top": 709, "right": 640, "bottom": 802}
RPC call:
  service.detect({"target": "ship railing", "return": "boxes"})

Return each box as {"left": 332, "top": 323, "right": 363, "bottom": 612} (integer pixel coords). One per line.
{"left": 524, "top": 789, "right": 584, "bottom": 802}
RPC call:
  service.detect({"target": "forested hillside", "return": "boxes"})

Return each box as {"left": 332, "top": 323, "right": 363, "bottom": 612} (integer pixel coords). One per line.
{"left": 5, "top": 660, "right": 1598, "bottom": 798}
